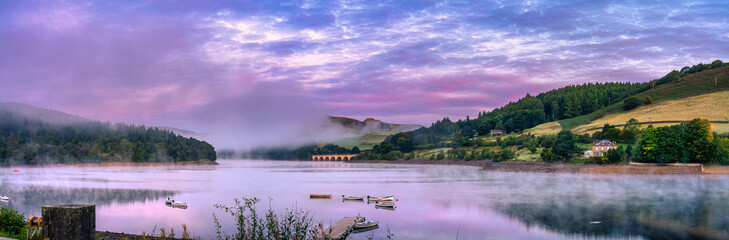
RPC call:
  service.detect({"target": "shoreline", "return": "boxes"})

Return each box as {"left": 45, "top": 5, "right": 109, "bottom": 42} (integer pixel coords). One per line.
{"left": 1, "top": 160, "right": 218, "bottom": 169}
{"left": 352, "top": 159, "right": 729, "bottom": 175}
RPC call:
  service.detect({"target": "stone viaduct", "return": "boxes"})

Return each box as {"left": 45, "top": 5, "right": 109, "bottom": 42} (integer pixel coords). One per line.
{"left": 311, "top": 154, "right": 357, "bottom": 161}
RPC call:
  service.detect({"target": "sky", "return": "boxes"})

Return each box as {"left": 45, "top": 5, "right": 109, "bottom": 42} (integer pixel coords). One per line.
{"left": 1, "top": 0, "right": 728, "bottom": 140}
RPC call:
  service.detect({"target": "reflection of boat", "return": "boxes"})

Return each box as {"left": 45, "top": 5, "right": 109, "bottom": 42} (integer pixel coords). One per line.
{"left": 375, "top": 202, "right": 396, "bottom": 208}
{"left": 0, "top": 196, "right": 8, "bottom": 201}
{"left": 342, "top": 195, "right": 365, "bottom": 200}
{"left": 353, "top": 220, "right": 379, "bottom": 229}
{"left": 165, "top": 201, "right": 187, "bottom": 209}
{"left": 310, "top": 194, "right": 332, "bottom": 199}
{"left": 375, "top": 205, "right": 396, "bottom": 211}
{"left": 368, "top": 196, "right": 394, "bottom": 202}
{"left": 352, "top": 224, "right": 379, "bottom": 234}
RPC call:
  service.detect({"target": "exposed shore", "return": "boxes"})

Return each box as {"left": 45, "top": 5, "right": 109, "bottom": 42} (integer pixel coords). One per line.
{"left": 1, "top": 160, "right": 218, "bottom": 169}
{"left": 353, "top": 159, "right": 729, "bottom": 175}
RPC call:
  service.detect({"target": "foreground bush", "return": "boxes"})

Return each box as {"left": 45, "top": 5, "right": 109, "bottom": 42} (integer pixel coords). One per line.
{"left": 0, "top": 205, "right": 26, "bottom": 238}
{"left": 213, "top": 197, "right": 325, "bottom": 240}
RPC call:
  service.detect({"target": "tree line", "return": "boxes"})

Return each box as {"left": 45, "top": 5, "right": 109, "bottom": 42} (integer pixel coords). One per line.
{"left": 238, "top": 143, "right": 360, "bottom": 160}
{"left": 0, "top": 110, "right": 216, "bottom": 165}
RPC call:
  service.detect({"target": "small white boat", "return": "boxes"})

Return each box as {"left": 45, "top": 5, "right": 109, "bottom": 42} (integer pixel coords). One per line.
{"left": 165, "top": 198, "right": 174, "bottom": 204}
{"left": 342, "top": 195, "right": 365, "bottom": 200}
{"left": 375, "top": 202, "right": 396, "bottom": 208}
{"left": 353, "top": 220, "right": 379, "bottom": 229}
{"left": 0, "top": 196, "right": 9, "bottom": 201}
{"left": 367, "top": 196, "right": 394, "bottom": 202}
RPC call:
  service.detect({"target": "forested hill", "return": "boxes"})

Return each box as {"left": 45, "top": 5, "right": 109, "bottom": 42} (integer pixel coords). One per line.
{"left": 0, "top": 104, "right": 216, "bottom": 165}
{"left": 371, "top": 60, "right": 729, "bottom": 156}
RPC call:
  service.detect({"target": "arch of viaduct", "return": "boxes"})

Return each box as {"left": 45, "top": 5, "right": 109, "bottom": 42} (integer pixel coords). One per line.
{"left": 311, "top": 154, "right": 357, "bottom": 161}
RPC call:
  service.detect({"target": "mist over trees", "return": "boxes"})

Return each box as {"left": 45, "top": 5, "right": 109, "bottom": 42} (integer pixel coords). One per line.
{"left": 0, "top": 110, "right": 216, "bottom": 165}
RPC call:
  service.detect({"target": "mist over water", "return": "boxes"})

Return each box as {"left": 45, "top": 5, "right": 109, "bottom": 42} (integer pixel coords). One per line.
{"left": 3, "top": 160, "right": 729, "bottom": 240}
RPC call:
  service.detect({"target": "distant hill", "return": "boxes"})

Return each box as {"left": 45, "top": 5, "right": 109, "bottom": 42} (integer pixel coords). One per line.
{"left": 325, "top": 116, "right": 423, "bottom": 151}
{"left": 328, "top": 116, "right": 422, "bottom": 132}
{"left": 0, "top": 102, "right": 215, "bottom": 165}
{"left": 0, "top": 102, "right": 90, "bottom": 125}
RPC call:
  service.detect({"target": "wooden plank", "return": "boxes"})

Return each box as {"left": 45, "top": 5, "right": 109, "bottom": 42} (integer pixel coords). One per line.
{"left": 324, "top": 217, "right": 364, "bottom": 239}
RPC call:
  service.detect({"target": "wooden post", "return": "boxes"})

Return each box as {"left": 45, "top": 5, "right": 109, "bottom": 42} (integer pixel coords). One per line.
{"left": 42, "top": 204, "right": 95, "bottom": 240}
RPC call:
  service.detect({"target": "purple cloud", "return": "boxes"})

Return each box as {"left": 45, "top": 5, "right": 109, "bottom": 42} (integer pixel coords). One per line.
{"left": 1, "top": 0, "right": 728, "bottom": 148}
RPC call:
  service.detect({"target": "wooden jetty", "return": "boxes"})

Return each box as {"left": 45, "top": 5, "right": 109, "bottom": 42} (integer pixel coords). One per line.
{"left": 323, "top": 217, "right": 365, "bottom": 239}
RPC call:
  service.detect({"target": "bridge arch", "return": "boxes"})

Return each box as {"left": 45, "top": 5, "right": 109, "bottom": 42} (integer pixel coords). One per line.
{"left": 311, "top": 154, "right": 357, "bottom": 161}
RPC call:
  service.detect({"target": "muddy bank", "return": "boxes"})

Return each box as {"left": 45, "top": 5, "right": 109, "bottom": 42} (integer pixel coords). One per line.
{"left": 354, "top": 159, "right": 726, "bottom": 174}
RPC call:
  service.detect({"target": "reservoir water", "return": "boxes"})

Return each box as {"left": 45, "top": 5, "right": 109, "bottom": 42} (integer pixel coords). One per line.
{"left": 2, "top": 159, "right": 729, "bottom": 239}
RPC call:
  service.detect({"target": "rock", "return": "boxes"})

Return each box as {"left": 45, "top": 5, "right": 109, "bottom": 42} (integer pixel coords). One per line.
{"left": 42, "top": 204, "right": 95, "bottom": 240}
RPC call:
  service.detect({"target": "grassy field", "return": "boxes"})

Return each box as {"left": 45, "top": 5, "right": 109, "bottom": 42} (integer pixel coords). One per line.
{"left": 557, "top": 66, "right": 729, "bottom": 132}
{"left": 572, "top": 90, "right": 729, "bottom": 134}
{"left": 522, "top": 121, "right": 562, "bottom": 136}
{"left": 331, "top": 130, "right": 400, "bottom": 150}
{"left": 635, "top": 66, "right": 729, "bottom": 102}
{"left": 514, "top": 148, "right": 542, "bottom": 161}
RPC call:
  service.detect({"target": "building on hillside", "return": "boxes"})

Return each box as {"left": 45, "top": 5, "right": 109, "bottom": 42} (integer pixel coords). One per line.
{"left": 489, "top": 130, "right": 505, "bottom": 136}
{"left": 583, "top": 150, "right": 594, "bottom": 158}
{"left": 591, "top": 140, "right": 617, "bottom": 157}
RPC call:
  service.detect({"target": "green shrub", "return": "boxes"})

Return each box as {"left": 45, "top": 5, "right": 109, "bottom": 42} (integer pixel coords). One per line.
{"left": 623, "top": 96, "right": 641, "bottom": 110}
{"left": 0, "top": 206, "right": 26, "bottom": 237}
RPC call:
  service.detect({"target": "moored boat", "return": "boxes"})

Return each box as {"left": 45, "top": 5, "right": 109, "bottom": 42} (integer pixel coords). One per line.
{"left": 0, "top": 196, "right": 8, "bottom": 201}
{"left": 375, "top": 202, "right": 396, "bottom": 208}
{"left": 367, "top": 196, "right": 394, "bottom": 202}
{"left": 170, "top": 201, "right": 187, "bottom": 209}
{"left": 342, "top": 195, "right": 365, "bottom": 200}
{"left": 353, "top": 220, "right": 379, "bottom": 229}
{"left": 310, "top": 194, "right": 332, "bottom": 199}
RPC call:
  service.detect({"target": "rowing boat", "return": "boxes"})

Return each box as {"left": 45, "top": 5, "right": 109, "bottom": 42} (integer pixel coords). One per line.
{"left": 353, "top": 220, "right": 379, "bottom": 229}
{"left": 310, "top": 194, "right": 332, "bottom": 198}
{"left": 367, "top": 196, "right": 394, "bottom": 202}
{"left": 342, "top": 195, "right": 365, "bottom": 200}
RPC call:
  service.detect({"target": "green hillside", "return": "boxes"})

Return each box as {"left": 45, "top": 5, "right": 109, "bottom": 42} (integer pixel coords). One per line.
{"left": 356, "top": 60, "right": 729, "bottom": 164}
{"left": 0, "top": 104, "right": 216, "bottom": 165}
{"left": 557, "top": 65, "right": 729, "bottom": 133}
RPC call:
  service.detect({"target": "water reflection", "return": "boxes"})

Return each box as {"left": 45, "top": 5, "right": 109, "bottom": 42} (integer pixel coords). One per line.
{"left": 0, "top": 185, "right": 175, "bottom": 215}
{"left": 491, "top": 174, "right": 729, "bottom": 240}
{"left": 2, "top": 160, "right": 729, "bottom": 240}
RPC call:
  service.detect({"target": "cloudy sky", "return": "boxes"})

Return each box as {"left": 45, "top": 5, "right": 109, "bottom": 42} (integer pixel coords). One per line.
{"left": 1, "top": 0, "right": 728, "bottom": 130}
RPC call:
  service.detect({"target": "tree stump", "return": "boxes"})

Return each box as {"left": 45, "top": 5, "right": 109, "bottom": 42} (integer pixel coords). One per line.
{"left": 42, "top": 204, "right": 95, "bottom": 240}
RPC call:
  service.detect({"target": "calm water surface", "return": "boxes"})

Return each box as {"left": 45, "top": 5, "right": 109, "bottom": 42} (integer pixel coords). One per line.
{"left": 2, "top": 160, "right": 729, "bottom": 239}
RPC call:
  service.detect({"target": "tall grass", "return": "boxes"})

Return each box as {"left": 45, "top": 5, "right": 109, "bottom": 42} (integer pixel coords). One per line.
{"left": 213, "top": 197, "right": 327, "bottom": 240}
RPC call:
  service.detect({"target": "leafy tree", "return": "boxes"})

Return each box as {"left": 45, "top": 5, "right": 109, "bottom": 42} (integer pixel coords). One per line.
{"left": 596, "top": 124, "right": 621, "bottom": 142}
{"left": 620, "top": 118, "right": 641, "bottom": 143}
{"left": 716, "top": 137, "right": 729, "bottom": 165}
{"left": 553, "top": 130, "right": 577, "bottom": 161}
{"left": 606, "top": 148, "right": 624, "bottom": 164}
{"left": 623, "top": 96, "right": 641, "bottom": 110}
{"left": 540, "top": 148, "right": 558, "bottom": 162}
{"left": 495, "top": 120, "right": 505, "bottom": 131}
{"left": 635, "top": 125, "right": 658, "bottom": 162}
{"left": 644, "top": 96, "right": 652, "bottom": 104}
{"left": 684, "top": 118, "right": 715, "bottom": 163}
{"left": 477, "top": 121, "right": 492, "bottom": 136}
{"left": 351, "top": 146, "right": 360, "bottom": 154}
